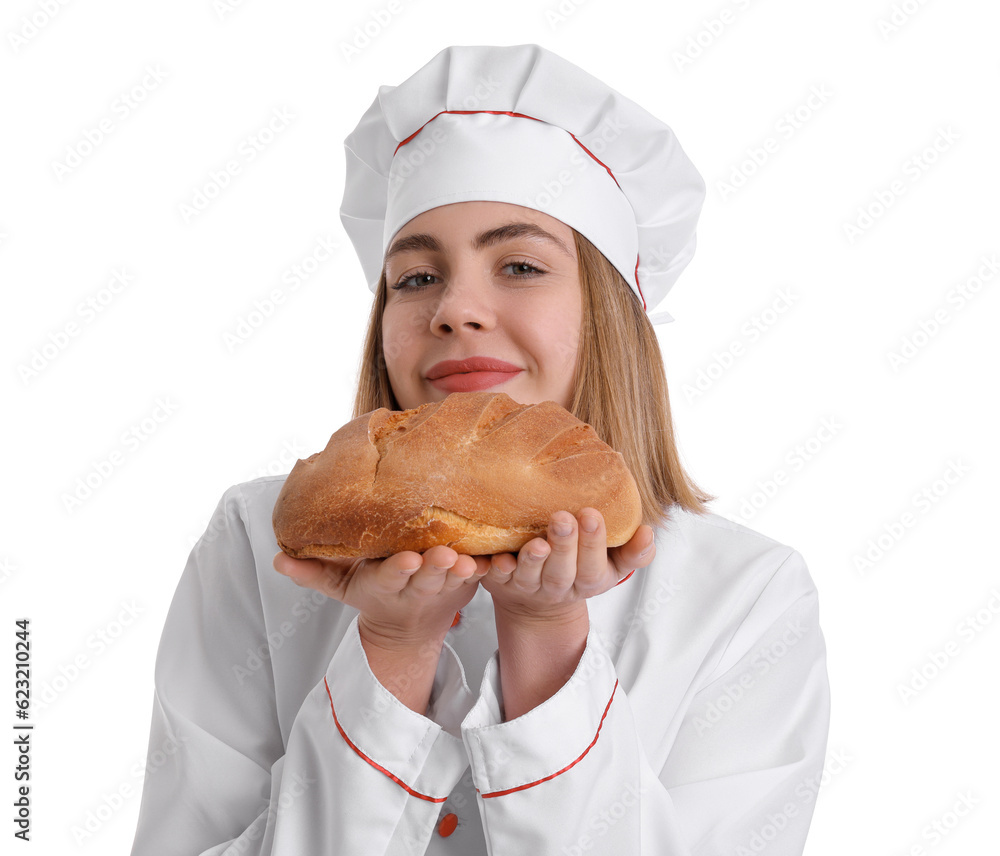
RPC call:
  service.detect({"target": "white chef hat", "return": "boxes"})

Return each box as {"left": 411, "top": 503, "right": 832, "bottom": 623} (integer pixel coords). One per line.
{"left": 340, "top": 44, "right": 705, "bottom": 324}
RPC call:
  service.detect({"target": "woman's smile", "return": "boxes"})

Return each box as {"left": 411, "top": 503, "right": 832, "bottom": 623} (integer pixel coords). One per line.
{"left": 424, "top": 356, "right": 524, "bottom": 393}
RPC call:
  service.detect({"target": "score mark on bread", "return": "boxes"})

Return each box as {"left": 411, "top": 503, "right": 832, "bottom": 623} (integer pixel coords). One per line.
{"left": 272, "top": 392, "right": 642, "bottom": 559}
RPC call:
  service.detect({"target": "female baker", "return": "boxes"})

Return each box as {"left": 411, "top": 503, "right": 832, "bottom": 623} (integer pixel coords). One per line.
{"left": 131, "top": 44, "right": 830, "bottom": 855}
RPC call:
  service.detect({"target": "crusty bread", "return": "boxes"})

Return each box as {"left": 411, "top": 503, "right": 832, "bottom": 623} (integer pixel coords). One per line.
{"left": 272, "top": 392, "right": 642, "bottom": 558}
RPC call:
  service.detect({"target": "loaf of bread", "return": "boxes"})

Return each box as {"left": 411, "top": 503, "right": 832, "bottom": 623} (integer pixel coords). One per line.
{"left": 272, "top": 391, "right": 642, "bottom": 559}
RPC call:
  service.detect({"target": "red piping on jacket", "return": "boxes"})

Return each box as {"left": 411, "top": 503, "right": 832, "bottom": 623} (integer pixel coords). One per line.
{"left": 615, "top": 570, "right": 635, "bottom": 587}
{"left": 324, "top": 677, "right": 447, "bottom": 803}
{"left": 392, "top": 109, "right": 647, "bottom": 311}
{"left": 478, "top": 679, "right": 619, "bottom": 798}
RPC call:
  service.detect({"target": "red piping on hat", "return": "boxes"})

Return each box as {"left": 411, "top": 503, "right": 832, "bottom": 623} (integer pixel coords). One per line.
{"left": 394, "top": 110, "right": 647, "bottom": 312}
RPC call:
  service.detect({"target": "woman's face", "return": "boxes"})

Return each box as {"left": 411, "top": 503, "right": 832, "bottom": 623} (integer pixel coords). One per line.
{"left": 381, "top": 201, "right": 583, "bottom": 411}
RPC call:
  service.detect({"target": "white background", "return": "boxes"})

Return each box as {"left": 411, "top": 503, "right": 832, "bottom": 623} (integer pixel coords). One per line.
{"left": 2, "top": 0, "right": 998, "bottom": 852}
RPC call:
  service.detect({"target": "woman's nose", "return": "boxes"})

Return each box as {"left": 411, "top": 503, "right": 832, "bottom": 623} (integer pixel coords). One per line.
{"left": 430, "top": 273, "right": 496, "bottom": 335}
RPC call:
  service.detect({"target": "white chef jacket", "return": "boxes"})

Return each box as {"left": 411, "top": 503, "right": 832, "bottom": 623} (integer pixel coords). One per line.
{"left": 130, "top": 475, "right": 830, "bottom": 855}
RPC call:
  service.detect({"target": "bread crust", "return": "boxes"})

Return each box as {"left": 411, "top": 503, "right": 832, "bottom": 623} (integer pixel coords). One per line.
{"left": 272, "top": 392, "right": 642, "bottom": 558}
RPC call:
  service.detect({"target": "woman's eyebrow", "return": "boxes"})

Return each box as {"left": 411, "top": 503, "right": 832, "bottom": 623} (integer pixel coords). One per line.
{"left": 473, "top": 222, "right": 574, "bottom": 259}
{"left": 385, "top": 222, "right": 573, "bottom": 265}
{"left": 385, "top": 233, "right": 442, "bottom": 264}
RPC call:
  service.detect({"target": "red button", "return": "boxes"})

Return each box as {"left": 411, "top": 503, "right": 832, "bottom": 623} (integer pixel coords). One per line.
{"left": 451, "top": 611, "right": 461, "bottom": 627}
{"left": 438, "top": 812, "right": 458, "bottom": 837}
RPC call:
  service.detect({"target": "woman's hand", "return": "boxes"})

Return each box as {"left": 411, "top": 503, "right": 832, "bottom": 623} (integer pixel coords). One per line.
{"left": 272, "top": 546, "right": 489, "bottom": 648}
{"left": 273, "top": 546, "right": 491, "bottom": 714}
{"left": 481, "top": 508, "right": 655, "bottom": 719}
{"left": 481, "top": 507, "right": 656, "bottom": 622}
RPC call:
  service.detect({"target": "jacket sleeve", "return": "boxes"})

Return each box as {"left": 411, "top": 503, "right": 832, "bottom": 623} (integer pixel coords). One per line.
{"left": 459, "top": 548, "right": 831, "bottom": 855}
{"left": 129, "top": 485, "right": 472, "bottom": 856}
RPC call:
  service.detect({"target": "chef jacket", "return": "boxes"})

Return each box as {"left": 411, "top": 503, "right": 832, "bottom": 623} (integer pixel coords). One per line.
{"left": 129, "top": 475, "right": 830, "bottom": 855}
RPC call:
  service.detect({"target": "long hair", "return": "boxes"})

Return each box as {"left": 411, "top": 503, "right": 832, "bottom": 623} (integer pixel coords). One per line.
{"left": 353, "top": 229, "right": 714, "bottom": 527}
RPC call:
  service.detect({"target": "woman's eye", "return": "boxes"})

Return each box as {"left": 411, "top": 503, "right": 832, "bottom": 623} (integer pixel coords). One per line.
{"left": 390, "top": 260, "right": 545, "bottom": 290}
{"left": 503, "top": 261, "right": 544, "bottom": 277}
{"left": 391, "top": 271, "right": 437, "bottom": 291}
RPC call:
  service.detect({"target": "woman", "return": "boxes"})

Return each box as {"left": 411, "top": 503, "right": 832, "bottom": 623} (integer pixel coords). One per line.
{"left": 130, "top": 44, "right": 830, "bottom": 855}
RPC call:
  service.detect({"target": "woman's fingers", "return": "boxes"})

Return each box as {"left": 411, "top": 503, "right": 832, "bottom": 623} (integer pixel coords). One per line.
{"left": 609, "top": 525, "right": 656, "bottom": 578}
{"left": 484, "top": 551, "right": 513, "bottom": 582}
{"left": 274, "top": 547, "right": 483, "bottom": 600}
{"left": 574, "top": 508, "right": 610, "bottom": 593}
{"left": 486, "top": 509, "right": 615, "bottom": 600}
{"left": 272, "top": 550, "right": 309, "bottom": 582}
{"left": 509, "top": 537, "right": 549, "bottom": 591}
{"left": 408, "top": 545, "right": 473, "bottom": 596}
{"left": 372, "top": 551, "right": 423, "bottom": 593}
{"left": 539, "top": 510, "right": 578, "bottom": 591}
{"left": 273, "top": 551, "right": 406, "bottom": 602}
{"left": 274, "top": 551, "right": 331, "bottom": 589}
{"left": 439, "top": 553, "right": 480, "bottom": 591}
{"left": 467, "top": 555, "right": 493, "bottom": 584}
{"left": 272, "top": 516, "right": 633, "bottom": 609}
{"left": 274, "top": 552, "right": 368, "bottom": 601}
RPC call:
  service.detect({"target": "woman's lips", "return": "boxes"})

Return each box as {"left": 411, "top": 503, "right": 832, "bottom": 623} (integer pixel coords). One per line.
{"left": 428, "top": 370, "right": 522, "bottom": 393}
{"left": 425, "top": 357, "right": 523, "bottom": 393}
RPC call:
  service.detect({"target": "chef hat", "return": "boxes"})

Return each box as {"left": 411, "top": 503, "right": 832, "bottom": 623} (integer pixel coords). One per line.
{"left": 340, "top": 44, "right": 705, "bottom": 324}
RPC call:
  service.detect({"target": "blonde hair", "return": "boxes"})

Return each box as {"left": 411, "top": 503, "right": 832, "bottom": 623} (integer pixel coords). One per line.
{"left": 353, "top": 229, "right": 714, "bottom": 528}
